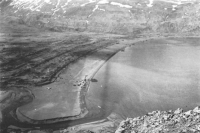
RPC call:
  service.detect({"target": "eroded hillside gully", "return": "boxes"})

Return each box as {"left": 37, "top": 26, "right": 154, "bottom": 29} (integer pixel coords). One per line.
{"left": 2, "top": 36, "right": 200, "bottom": 132}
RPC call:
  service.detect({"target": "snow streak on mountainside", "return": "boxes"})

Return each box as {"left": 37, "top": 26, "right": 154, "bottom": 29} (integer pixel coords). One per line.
{"left": 0, "top": 0, "right": 198, "bottom": 13}
{"left": 0, "top": 0, "right": 200, "bottom": 34}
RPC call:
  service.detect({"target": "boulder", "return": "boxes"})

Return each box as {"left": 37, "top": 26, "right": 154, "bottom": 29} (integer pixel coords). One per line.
{"left": 193, "top": 106, "right": 200, "bottom": 113}
{"left": 174, "top": 108, "right": 183, "bottom": 114}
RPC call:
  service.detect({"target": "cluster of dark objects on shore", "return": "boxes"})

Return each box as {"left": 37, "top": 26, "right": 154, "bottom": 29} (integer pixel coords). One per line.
{"left": 115, "top": 106, "right": 200, "bottom": 133}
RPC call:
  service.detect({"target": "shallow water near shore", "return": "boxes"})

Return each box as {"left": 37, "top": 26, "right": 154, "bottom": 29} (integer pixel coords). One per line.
{"left": 2, "top": 37, "right": 200, "bottom": 131}
{"left": 86, "top": 37, "right": 200, "bottom": 119}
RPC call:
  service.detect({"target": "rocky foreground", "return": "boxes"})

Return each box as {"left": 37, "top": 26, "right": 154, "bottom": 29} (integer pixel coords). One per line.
{"left": 115, "top": 107, "right": 200, "bottom": 133}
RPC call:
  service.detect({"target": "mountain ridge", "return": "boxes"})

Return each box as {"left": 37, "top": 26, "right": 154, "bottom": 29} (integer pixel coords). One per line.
{"left": 1, "top": 0, "right": 200, "bottom": 34}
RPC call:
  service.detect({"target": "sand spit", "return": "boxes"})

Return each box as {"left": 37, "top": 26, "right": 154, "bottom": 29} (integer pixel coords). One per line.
{"left": 53, "top": 35, "right": 200, "bottom": 133}
{"left": 1, "top": 31, "right": 138, "bottom": 131}
{"left": 1, "top": 33, "right": 200, "bottom": 132}
{"left": 0, "top": 32, "right": 123, "bottom": 130}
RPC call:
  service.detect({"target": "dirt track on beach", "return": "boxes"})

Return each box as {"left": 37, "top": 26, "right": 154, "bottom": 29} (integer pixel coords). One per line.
{"left": 1, "top": 29, "right": 192, "bottom": 132}
{"left": 0, "top": 30, "right": 129, "bottom": 131}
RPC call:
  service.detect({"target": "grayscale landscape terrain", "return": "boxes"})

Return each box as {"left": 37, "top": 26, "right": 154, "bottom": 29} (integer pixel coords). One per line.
{"left": 0, "top": 0, "right": 200, "bottom": 132}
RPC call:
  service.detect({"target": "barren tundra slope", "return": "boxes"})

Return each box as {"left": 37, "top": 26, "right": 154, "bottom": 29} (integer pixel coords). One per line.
{"left": 0, "top": 32, "right": 117, "bottom": 88}
{"left": 0, "top": 28, "right": 127, "bottom": 132}
{"left": 1, "top": 0, "right": 200, "bottom": 34}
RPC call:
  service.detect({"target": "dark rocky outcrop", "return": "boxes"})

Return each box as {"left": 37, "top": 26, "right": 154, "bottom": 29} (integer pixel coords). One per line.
{"left": 1, "top": 1, "right": 200, "bottom": 132}
{"left": 115, "top": 106, "right": 200, "bottom": 133}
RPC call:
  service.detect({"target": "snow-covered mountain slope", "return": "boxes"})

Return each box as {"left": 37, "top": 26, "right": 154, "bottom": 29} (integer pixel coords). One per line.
{"left": 0, "top": 0, "right": 200, "bottom": 34}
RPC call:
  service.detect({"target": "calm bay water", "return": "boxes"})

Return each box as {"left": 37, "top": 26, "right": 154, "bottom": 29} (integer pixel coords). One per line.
{"left": 86, "top": 38, "right": 200, "bottom": 119}
{"left": 5, "top": 38, "right": 200, "bottom": 130}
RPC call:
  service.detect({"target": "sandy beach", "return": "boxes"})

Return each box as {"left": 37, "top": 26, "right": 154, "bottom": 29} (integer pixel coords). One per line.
{"left": 0, "top": 29, "right": 157, "bottom": 131}
{"left": 1, "top": 31, "right": 199, "bottom": 133}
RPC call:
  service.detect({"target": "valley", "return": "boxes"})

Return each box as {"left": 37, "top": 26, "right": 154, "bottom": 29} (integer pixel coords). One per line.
{"left": 0, "top": 0, "right": 200, "bottom": 133}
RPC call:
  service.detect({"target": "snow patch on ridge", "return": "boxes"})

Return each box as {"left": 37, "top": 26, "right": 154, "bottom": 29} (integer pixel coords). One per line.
{"left": 147, "top": 0, "right": 154, "bottom": 7}
{"left": 61, "top": 0, "right": 72, "bottom": 8}
{"left": 44, "top": 0, "right": 51, "bottom": 4}
{"left": 110, "top": 2, "right": 132, "bottom": 8}
{"left": 98, "top": 0, "right": 109, "bottom": 4}
{"left": 81, "top": 0, "right": 96, "bottom": 7}
{"left": 88, "top": 4, "right": 105, "bottom": 17}
{"left": 146, "top": 0, "right": 195, "bottom": 7}
{"left": 93, "top": 5, "right": 98, "bottom": 12}
{"left": 92, "top": 4, "right": 105, "bottom": 12}
{"left": 172, "top": 4, "right": 177, "bottom": 10}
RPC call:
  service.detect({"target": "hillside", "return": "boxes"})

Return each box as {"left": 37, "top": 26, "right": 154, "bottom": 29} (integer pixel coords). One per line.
{"left": 1, "top": 0, "right": 200, "bottom": 34}
{"left": 1, "top": 0, "right": 200, "bottom": 133}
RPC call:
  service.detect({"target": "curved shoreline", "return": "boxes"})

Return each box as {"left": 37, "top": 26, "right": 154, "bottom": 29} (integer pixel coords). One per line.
{"left": 1, "top": 35, "right": 129, "bottom": 131}
{"left": 2, "top": 35, "right": 200, "bottom": 132}
{"left": 59, "top": 35, "right": 200, "bottom": 132}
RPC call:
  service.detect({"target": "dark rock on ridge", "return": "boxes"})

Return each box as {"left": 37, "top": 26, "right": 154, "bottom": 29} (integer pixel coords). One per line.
{"left": 115, "top": 106, "right": 200, "bottom": 133}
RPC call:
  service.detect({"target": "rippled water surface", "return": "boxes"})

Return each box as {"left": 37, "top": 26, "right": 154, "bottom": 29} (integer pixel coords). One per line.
{"left": 86, "top": 38, "right": 200, "bottom": 119}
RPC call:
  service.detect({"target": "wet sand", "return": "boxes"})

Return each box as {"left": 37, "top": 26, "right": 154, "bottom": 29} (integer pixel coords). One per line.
{"left": 2, "top": 32, "right": 200, "bottom": 132}
{"left": 63, "top": 36, "right": 200, "bottom": 133}
{"left": 16, "top": 37, "right": 135, "bottom": 123}
{"left": 0, "top": 31, "right": 134, "bottom": 131}
{"left": 87, "top": 37, "right": 200, "bottom": 120}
